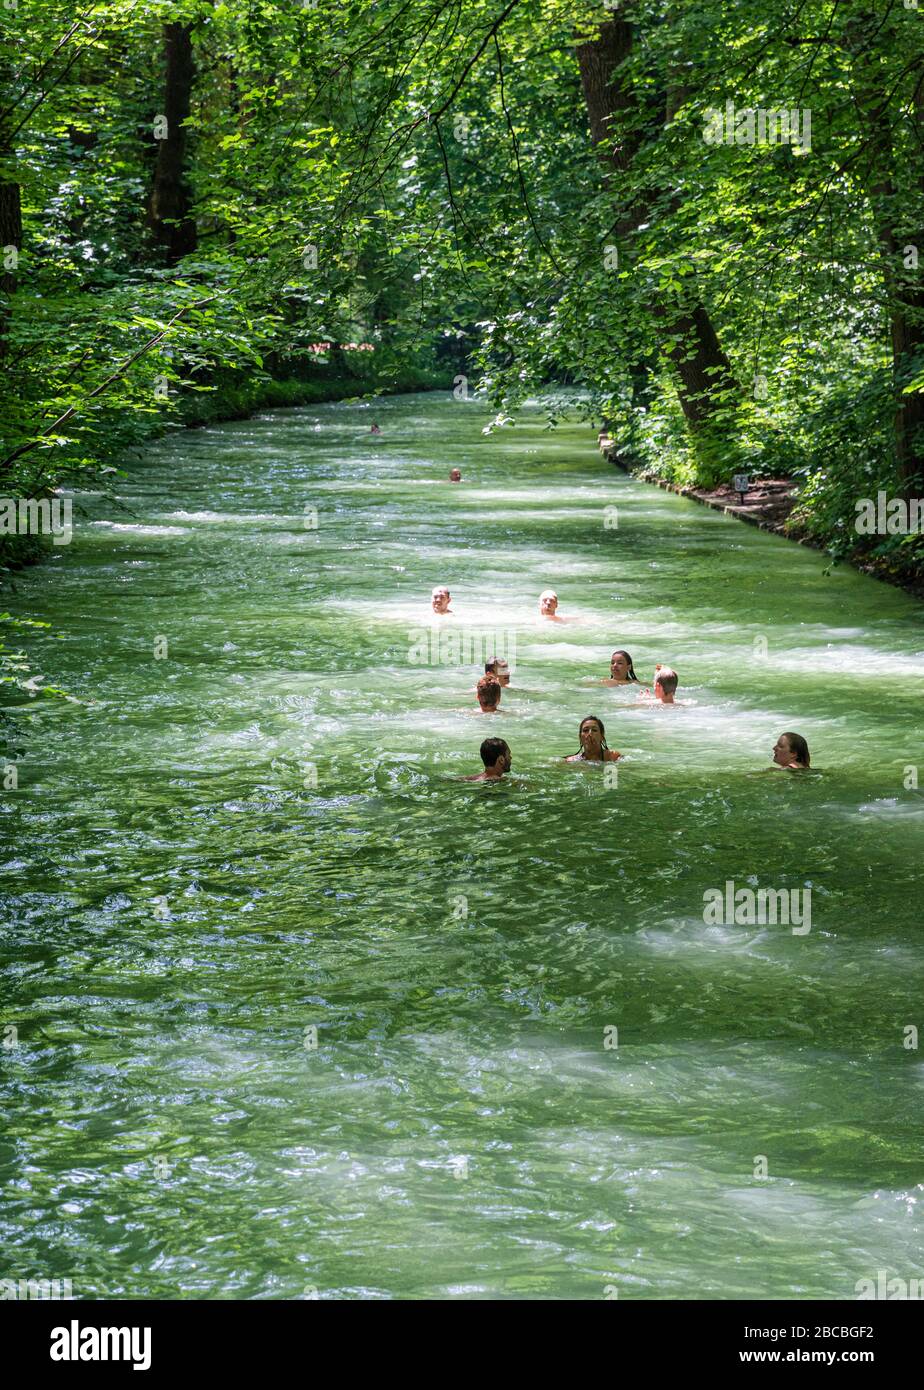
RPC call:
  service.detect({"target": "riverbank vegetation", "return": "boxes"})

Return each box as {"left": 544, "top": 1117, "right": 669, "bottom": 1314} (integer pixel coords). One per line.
{"left": 2, "top": 1, "right": 924, "bottom": 585}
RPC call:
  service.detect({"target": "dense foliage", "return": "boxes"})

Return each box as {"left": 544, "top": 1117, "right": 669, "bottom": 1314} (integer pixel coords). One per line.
{"left": 2, "top": 1, "right": 924, "bottom": 586}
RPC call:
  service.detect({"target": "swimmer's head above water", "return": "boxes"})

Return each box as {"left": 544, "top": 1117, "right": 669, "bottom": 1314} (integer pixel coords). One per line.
{"left": 610, "top": 649, "right": 638, "bottom": 683}
{"left": 480, "top": 737, "right": 511, "bottom": 777}
{"left": 566, "top": 714, "right": 619, "bottom": 762}
{"left": 538, "top": 589, "right": 559, "bottom": 618}
{"left": 449, "top": 468, "right": 462, "bottom": 483}
{"left": 653, "top": 664, "right": 678, "bottom": 703}
{"left": 476, "top": 674, "right": 502, "bottom": 711}
{"left": 773, "top": 732, "right": 810, "bottom": 769}
{"left": 431, "top": 586, "right": 452, "bottom": 614}
{"left": 485, "top": 657, "right": 510, "bottom": 687}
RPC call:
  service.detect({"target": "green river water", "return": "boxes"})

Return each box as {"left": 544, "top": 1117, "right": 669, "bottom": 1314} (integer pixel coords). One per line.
{"left": 2, "top": 391, "right": 923, "bottom": 1300}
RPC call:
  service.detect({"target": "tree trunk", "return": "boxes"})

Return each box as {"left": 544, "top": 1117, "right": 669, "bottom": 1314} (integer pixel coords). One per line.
{"left": 0, "top": 167, "right": 21, "bottom": 360}
{"left": 0, "top": 96, "right": 21, "bottom": 360}
{"left": 890, "top": 278, "right": 924, "bottom": 495}
{"left": 576, "top": 17, "right": 636, "bottom": 181}
{"left": 889, "top": 82, "right": 924, "bottom": 494}
{"left": 874, "top": 177, "right": 924, "bottom": 497}
{"left": 146, "top": 22, "right": 197, "bottom": 264}
{"left": 848, "top": 10, "right": 924, "bottom": 498}
{"left": 576, "top": 17, "right": 737, "bottom": 446}
{"left": 652, "top": 301, "right": 736, "bottom": 431}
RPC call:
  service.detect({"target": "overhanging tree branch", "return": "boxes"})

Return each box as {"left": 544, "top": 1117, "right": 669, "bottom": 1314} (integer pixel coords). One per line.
{"left": 0, "top": 294, "right": 217, "bottom": 477}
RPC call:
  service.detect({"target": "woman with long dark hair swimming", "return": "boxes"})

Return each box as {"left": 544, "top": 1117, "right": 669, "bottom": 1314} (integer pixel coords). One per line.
{"left": 563, "top": 715, "right": 622, "bottom": 763}
{"left": 772, "top": 732, "right": 811, "bottom": 770}
{"left": 599, "top": 649, "right": 639, "bottom": 685}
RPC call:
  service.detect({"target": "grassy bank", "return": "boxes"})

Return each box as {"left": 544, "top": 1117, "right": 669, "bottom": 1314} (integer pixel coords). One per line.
{"left": 604, "top": 376, "right": 924, "bottom": 593}
{"left": 175, "top": 363, "right": 446, "bottom": 428}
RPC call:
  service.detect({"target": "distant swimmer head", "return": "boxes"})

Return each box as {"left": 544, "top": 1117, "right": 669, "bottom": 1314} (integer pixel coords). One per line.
{"left": 476, "top": 674, "right": 502, "bottom": 710}
{"left": 485, "top": 657, "right": 510, "bottom": 686}
{"left": 610, "top": 649, "right": 638, "bottom": 683}
{"left": 538, "top": 589, "right": 559, "bottom": 617}
{"left": 449, "top": 468, "right": 462, "bottom": 483}
{"left": 653, "top": 664, "right": 678, "bottom": 701}
{"left": 773, "top": 732, "right": 810, "bottom": 769}
{"left": 480, "top": 737, "right": 511, "bottom": 774}
{"left": 431, "top": 586, "right": 452, "bottom": 614}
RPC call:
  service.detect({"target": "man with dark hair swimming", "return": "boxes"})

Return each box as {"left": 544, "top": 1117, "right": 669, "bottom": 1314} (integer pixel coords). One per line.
{"left": 470, "top": 658, "right": 511, "bottom": 696}
{"left": 485, "top": 657, "right": 510, "bottom": 687}
{"left": 462, "top": 737, "right": 511, "bottom": 781}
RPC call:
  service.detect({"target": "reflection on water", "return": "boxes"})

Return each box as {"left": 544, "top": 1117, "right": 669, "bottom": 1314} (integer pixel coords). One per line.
{"left": 1, "top": 392, "right": 923, "bottom": 1300}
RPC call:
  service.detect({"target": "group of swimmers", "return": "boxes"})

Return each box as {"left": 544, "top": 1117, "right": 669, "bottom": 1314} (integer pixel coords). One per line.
{"left": 432, "top": 584, "right": 584, "bottom": 624}
{"left": 368, "top": 423, "right": 813, "bottom": 780}
{"left": 472, "top": 654, "right": 679, "bottom": 713}
{"left": 429, "top": 586, "right": 812, "bottom": 782}
{"left": 462, "top": 651, "right": 811, "bottom": 781}
{"left": 466, "top": 720, "right": 811, "bottom": 782}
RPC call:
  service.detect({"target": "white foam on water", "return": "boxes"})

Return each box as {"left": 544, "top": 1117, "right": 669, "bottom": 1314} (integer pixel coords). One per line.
{"left": 88, "top": 522, "right": 190, "bottom": 536}
{"left": 756, "top": 643, "right": 924, "bottom": 675}
{"left": 856, "top": 797, "right": 924, "bottom": 818}
{"left": 636, "top": 916, "right": 776, "bottom": 956}
{"left": 165, "top": 510, "right": 298, "bottom": 524}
